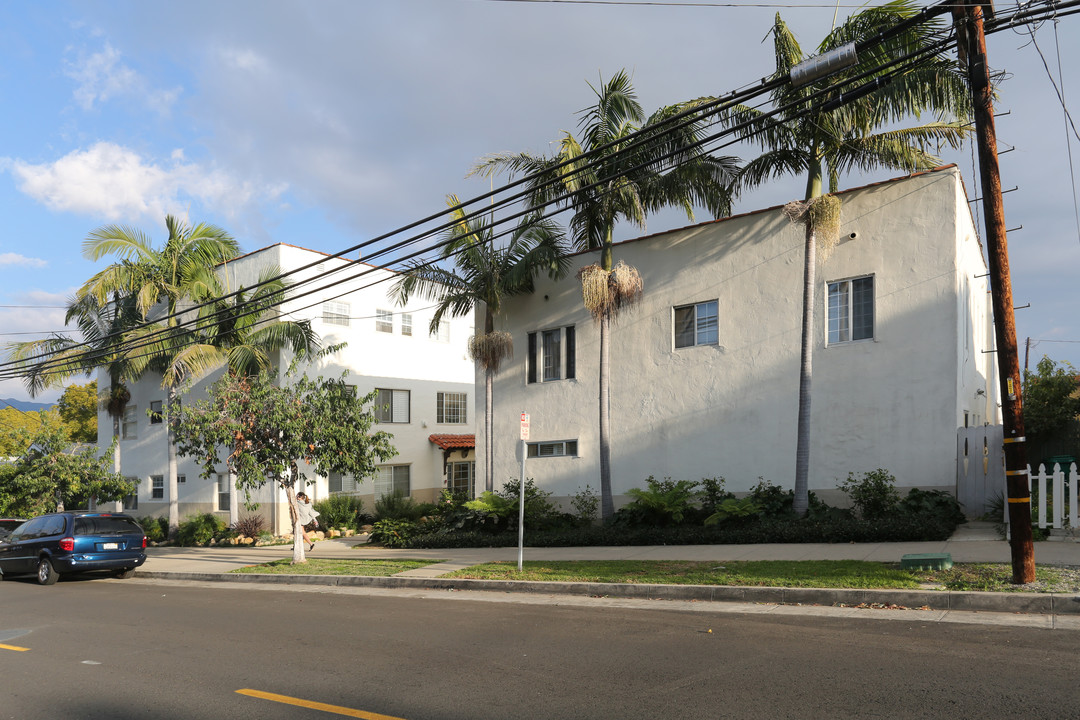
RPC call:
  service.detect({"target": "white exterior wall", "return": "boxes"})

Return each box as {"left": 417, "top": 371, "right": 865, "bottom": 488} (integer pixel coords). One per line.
{"left": 479, "top": 167, "right": 998, "bottom": 507}
{"left": 100, "top": 244, "right": 475, "bottom": 529}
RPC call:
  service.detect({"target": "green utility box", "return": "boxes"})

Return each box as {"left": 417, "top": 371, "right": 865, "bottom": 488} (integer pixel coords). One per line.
{"left": 900, "top": 553, "right": 953, "bottom": 571}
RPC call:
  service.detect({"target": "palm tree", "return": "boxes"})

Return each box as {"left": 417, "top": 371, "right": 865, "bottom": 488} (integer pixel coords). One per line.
{"left": 473, "top": 70, "right": 738, "bottom": 521}
{"left": 393, "top": 195, "right": 569, "bottom": 494}
{"left": 5, "top": 291, "right": 143, "bottom": 506}
{"left": 79, "top": 215, "right": 240, "bottom": 535}
{"left": 722, "top": 1, "right": 971, "bottom": 514}
{"left": 193, "top": 266, "right": 320, "bottom": 523}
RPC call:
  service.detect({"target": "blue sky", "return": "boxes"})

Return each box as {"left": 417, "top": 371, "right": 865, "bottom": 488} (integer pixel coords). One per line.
{"left": 0, "top": 0, "right": 1077, "bottom": 402}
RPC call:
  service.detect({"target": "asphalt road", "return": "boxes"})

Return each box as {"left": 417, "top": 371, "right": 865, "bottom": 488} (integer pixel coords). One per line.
{"left": 1, "top": 574, "right": 1077, "bottom": 720}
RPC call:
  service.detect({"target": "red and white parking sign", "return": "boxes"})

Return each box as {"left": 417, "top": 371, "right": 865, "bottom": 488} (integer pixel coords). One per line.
{"left": 520, "top": 412, "right": 530, "bottom": 440}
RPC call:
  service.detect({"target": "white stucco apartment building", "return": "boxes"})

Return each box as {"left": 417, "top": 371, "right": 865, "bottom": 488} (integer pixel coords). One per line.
{"left": 478, "top": 166, "right": 1001, "bottom": 509}
{"left": 104, "top": 243, "right": 476, "bottom": 532}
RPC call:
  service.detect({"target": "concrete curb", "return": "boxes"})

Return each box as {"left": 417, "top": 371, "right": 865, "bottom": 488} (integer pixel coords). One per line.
{"left": 136, "top": 571, "right": 1080, "bottom": 615}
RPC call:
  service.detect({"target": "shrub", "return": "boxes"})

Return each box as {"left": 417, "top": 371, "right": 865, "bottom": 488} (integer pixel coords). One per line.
{"left": 137, "top": 516, "right": 168, "bottom": 543}
{"left": 370, "top": 518, "right": 419, "bottom": 548}
{"left": 703, "top": 497, "right": 761, "bottom": 525}
{"left": 232, "top": 514, "right": 265, "bottom": 538}
{"left": 899, "top": 488, "right": 966, "bottom": 526}
{"left": 614, "top": 476, "right": 700, "bottom": 527}
{"left": 374, "top": 491, "right": 425, "bottom": 522}
{"left": 698, "top": 477, "right": 735, "bottom": 514}
{"left": 177, "top": 513, "right": 227, "bottom": 546}
{"left": 571, "top": 485, "right": 600, "bottom": 525}
{"left": 314, "top": 494, "right": 366, "bottom": 529}
{"left": 839, "top": 469, "right": 901, "bottom": 519}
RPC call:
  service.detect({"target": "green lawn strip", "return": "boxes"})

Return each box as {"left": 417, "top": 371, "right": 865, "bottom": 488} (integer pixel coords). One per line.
{"left": 444, "top": 560, "right": 922, "bottom": 589}
{"left": 230, "top": 558, "right": 444, "bottom": 576}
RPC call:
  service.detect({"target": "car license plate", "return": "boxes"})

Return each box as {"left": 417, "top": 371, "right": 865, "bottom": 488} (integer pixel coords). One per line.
{"left": 103, "top": 542, "right": 119, "bottom": 550}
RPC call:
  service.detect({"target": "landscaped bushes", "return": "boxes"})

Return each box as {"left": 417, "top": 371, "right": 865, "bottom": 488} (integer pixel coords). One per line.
{"left": 177, "top": 513, "right": 229, "bottom": 547}
{"left": 383, "top": 470, "right": 966, "bottom": 550}
{"left": 314, "top": 494, "right": 368, "bottom": 530}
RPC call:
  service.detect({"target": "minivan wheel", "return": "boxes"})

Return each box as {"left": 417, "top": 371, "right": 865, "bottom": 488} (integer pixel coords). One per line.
{"left": 37, "top": 558, "right": 58, "bottom": 586}
{"left": 114, "top": 568, "right": 136, "bottom": 579}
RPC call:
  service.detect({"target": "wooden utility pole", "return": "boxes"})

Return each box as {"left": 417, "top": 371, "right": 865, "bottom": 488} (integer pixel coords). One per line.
{"left": 953, "top": 1, "right": 1035, "bottom": 583}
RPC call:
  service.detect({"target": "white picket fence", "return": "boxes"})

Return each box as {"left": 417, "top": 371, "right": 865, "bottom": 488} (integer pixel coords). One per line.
{"left": 1007, "top": 463, "right": 1078, "bottom": 530}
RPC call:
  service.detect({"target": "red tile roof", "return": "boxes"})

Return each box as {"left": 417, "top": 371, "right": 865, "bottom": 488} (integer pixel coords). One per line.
{"left": 428, "top": 434, "right": 475, "bottom": 450}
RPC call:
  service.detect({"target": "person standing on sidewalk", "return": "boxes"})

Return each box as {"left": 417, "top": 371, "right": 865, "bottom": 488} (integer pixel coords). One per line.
{"left": 295, "top": 492, "right": 320, "bottom": 551}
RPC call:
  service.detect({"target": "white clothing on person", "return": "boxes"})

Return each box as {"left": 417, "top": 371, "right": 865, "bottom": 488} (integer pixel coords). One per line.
{"left": 296, "top": 499, "right": 320, "bottom": 527}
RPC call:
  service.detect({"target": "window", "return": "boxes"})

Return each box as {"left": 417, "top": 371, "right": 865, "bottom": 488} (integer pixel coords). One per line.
{"left": 674, "top": 300, "right": 719, "bottom": 348}
{"left": 123, "top": 490, "right": 138, "bottom": 511}
{"left": 527, "top": 326, "right": 576, "bottom": 383}
{"left": 375, "top": 389, "right": 410, "bottom": 423}
{"left": 375, "top": 465, "right": 410, "bottom": 497}
{"left": 329, "top": 471, "right": 361, "bottom": 494}
{"left": 149, "top": 400, "right": 163, "bottom": 425}
{"left": 401, "top": 313, "right": 413, "bottom": 336}
{"left": 376, "top": 309, "right": 393, "bottom": 333}
{"left": 217, "top": 474, "right": 230, "bottom": 512}
{"left": 448, "top": 462, "right": 474, "bottom": 496}
{"left": 322, "top": 301, "right": 350, "bottom": 326}
{"left": 828, "top": 276, "right": 874, "bottom": 344}
{"left": 527, "top": 440, "right": 578, "bottom": 458}
{"left": 178, "top": 474, "right": 186, "bottom": 485}
{"left": 436, "top": 391, "right": 467, "bottom": 424}
{"left": 122, "top": 405, "right": 137, "bottom": 439}
{"left": 435, "top": 321, "right": 450, "bottom": 343}
{"left": 151, "top": 475, "right": 164, "bottom": 500}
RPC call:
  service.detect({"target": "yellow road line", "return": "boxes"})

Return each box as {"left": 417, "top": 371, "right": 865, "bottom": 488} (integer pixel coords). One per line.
{"left": 236, "top": 689, "right": 407, "bottom": 719}
{"left": 0, "top": 643, "right": 29, "bottom": 652}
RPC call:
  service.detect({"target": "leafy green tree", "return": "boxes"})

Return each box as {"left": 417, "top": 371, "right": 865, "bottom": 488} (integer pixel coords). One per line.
{"left": 1022, "top": 356, "right": 1080, "bottom": 446}
{"left": 0, "top": 425, "right": 133, "bottom": 517}
{"left": 57, "top": 381, "right": 98, "bottom": 444}
{"left": 473, "top": 70, "right": 737, "bottom": 521}
{"left": 721, "top": 1, "right": 971, "bottom": 515}
{"left": 173, "top": 368, "right": 396, "bottom": 563}
{"left": 392, "top": 196, "right": 569, "bottom": 494}
{"left": 0, "top": 408, "right": 65, "bottom": 457}
{"left": 79, "top": 215, "right": 240, "bottom": 535}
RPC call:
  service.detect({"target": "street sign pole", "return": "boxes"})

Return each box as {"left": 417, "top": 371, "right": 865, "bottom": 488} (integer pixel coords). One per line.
{"left": 518, "top": 412, "right": 529, "bottom": 572}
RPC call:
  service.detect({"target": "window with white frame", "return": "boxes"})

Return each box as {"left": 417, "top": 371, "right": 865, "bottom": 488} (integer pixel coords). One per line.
{"left": 375, "top": 389, "right": 410, "bottom": 423}
{"left": 436, "top": 391, "right": 467, "bottom": 424}
{"left": 375, "top": 465, "right": 410, "bottom": 497}
{"left": 674, "top": 300, "right": 719, "bottom": 348}
{"left": 447, "top": 461, "right": 474, "bottom": 496}
{"left": 151, "top": 475, "right": 164, "bottom": 500}
{"left": 527, "top": 326, "right": 576, "bottom": 383}
{"left": 329, "top": 471, "right": 360, "bottom": 494}
{"left": 376, "top": 309, "right": 393, "bottom": 333}
{"left": 216, "top": 474, "right": 230, "bottom": 512}
{"left": 178, "top": 474, "right": 185, "bottom": 485}
{"left": 527, "top": 440, "right": 578, "bottom": 458}
{"left": 401, "top": 313, "right": 413, "bottom": 336}
{"left": 122, "top": 405, "right": 137, "bottom": 439}
{"left": 323, "top": 301, "right": 350, "bottom": 326}
{"left": 827, "top": 276, "right": 874, "bottom": 344}
{"left": 431, "top": 320, "right": 450, "bottom": 343}
{"left": 149, "top": 400, "right": 163, "bottom": 425}
{"left": 123, "top": 489, "right": 138, "bottom": 511}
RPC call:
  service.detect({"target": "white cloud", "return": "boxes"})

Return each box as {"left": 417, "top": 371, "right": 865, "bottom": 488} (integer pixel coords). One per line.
{"left": 65, "top": 41, "right": 181, "bottom": 116}
{"left": 0, "top": 253, "right": 47, "bottom": 269}
{"left": 6, "top": 141, "right": 286, "bottom": 223}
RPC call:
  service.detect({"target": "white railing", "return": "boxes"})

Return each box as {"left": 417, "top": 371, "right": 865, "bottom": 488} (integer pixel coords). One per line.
{"left": 1006, "top": 463, "right": 1078, "bottom": 530}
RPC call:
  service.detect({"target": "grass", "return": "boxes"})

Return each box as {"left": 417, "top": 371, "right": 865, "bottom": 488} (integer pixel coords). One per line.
{"left": 226, "top": 558, "right": 1080, "bottom": 593}
{"left": 445, "top": 560, "right": 922, "bottom": 589}
{"left": 230, "top": 558, "right": 443, "bottom": 576}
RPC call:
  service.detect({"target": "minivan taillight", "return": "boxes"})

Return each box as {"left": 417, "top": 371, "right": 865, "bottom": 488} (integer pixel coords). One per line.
{"left": 59, "top": 537, "right": 74, "bottom": 551}
{"left": 141, "top": 536, "right": 147, "bottom": 549}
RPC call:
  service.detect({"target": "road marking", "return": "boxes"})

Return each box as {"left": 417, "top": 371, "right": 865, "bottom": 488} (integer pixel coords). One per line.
{"left": 0, "top": 643, "right": 29, "bottom": 652}
{"left": 236, "top": 689, "right": 407, "bottom": 719}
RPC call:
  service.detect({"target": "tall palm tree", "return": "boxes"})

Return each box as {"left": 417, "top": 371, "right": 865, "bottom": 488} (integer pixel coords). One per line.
{"left": 473, "top": 70, "right": 738, "bottom": 521}
{"left": 79, "top": 215, "right": 240, "bottom": 535}
{"left": 5, "top": 291, "right": 143, "bottom": 507}
{"left": 393, "top": 195, "right": 569, "bottom": 494}
{"left": 722, "top": 1, "right": 971, "bottom": 514}
{"left": 193, "top": 266, "right": 320, "bottom": 523}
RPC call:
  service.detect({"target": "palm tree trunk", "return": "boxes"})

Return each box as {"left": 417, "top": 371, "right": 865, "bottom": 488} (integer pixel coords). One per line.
{"left": 793, "top": 221, "right": 817, "bottom": 517}
{"left": 485, "top": 367, "right": 494, "bottom": 494}
{"left": 167, "top": 383, "right": 180, "bottom": 537}
{"left": 112, "top": 409, "right": 123, "bottom": 512}
{"left": 598, "top": 311, "right": 614, "bottom": 522}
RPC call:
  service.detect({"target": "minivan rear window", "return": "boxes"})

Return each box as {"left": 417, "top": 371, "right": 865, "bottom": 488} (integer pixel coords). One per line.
{"left": 74, "top": 516, "right": 143, "bottom": 536}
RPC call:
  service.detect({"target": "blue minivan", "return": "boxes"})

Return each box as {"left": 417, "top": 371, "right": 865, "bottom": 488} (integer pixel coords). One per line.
{"left": 0, "top": 512, "right": 147, "bottom": 585}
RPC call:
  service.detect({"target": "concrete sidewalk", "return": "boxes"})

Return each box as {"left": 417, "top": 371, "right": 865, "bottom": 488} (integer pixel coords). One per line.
{"left": 133, "top": 523, "right": 1080, "bottom": 618}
